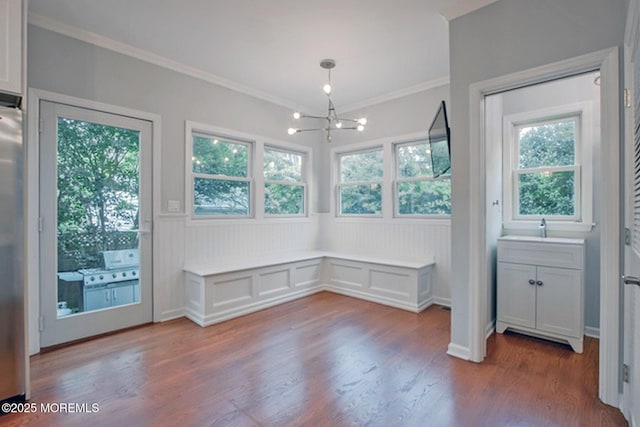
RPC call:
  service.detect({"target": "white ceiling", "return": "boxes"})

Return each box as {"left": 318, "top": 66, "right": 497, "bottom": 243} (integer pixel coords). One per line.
{"left": 28, "top": 0, "right": 466, "bottom": 114}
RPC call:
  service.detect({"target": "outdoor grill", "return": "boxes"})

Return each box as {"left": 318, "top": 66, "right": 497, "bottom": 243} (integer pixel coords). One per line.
{"left": 77, "top": 249, "right": 140, "bottom": 311}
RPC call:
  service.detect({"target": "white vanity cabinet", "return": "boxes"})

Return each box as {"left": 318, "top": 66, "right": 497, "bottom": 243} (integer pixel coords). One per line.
{"left": 0, "top": 0, "right": 23, "bottom": 95}
{"left": 496, "top": 236, "right": 585, "bottom": 353}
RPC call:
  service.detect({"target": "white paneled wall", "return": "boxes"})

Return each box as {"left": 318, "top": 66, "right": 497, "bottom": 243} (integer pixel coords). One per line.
{"left": 154, "top": 216, "right": 187, "bottom": 320}
{"left": 155, "top": 216, "right": 321, "bottom": 320}
{"left": 318, "top": 214, "right": 451, "bottom": 305}
{"left": 183, "top": 218, "right": 321, "bottom": 264}
{"left": 154, "top": 213, "right": 450, "bottom": 321}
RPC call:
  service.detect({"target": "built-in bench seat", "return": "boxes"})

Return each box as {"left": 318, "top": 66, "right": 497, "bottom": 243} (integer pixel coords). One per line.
{"left": 183, "top": 251, "right": 435, "bottom": 327}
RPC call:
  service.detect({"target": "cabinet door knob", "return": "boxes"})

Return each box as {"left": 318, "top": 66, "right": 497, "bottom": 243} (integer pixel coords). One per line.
{"left": 528, "top": 279, "right": 535, "bottom": 285}
{"left": 536, "top": 280, "right": 543, "bottom": 286}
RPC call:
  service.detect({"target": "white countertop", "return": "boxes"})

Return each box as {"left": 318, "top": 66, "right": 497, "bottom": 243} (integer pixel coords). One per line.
{"left": 184, "top": 251, "right": 435, "bottom": 276}
{"left": 499, "top": 235, "right": 585, "bottom": 245}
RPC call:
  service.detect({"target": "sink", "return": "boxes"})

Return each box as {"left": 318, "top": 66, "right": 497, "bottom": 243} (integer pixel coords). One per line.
{"left": 499, "top": 235, "right": 585, "bottom": 245}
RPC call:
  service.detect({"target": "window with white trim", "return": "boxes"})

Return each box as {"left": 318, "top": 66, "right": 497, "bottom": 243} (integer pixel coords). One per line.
{"left": 264, "top": 147, "right": 306, "bottom": 216}
{"left": 338, "top": 148, "right": 383, "bottom": 215}
{"left": 191, "top": 132, "right": 252, "bottom": 217}
{"left": 503, "top": 103, "right": 592, "bottom": 228}
{"left": 395, "top": 139, "right": 451, "bottom": 216}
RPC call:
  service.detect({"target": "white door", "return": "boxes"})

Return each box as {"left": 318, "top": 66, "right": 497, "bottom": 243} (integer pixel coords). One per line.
{"left": 39, "top": 101, "right": 153, "bottom": 347}
{"left": 623, "top": 3, "right": 640, "bottom": 423}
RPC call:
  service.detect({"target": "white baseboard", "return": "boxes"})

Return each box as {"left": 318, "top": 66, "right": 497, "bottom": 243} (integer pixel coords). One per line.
{"left": 323, "top": 285, "right": 431, "bottom": 313}
{"left": 160, "top": 308, "right": 185, "bottom": 322}
{"left": 584, "top": 326, "right": 600, "bottom": 338}
{"left": 447, "top": 342, "right": 471, "bottom": 360}
{"left": 432, "top": 296, "right": 451, "bottom": 307}
{"left": 192, "top": 287, "right": 324, "bottom": 327}
{"left": 485, "top": 319, "right": 496, "bottom": 339}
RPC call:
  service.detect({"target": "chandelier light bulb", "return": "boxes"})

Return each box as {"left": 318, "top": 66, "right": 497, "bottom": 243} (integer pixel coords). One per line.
{"left": 357, "top": 124, "right": 365, "bottom": 132}
{"left": 287, "top": 128, "right": 297, "bottom": 135}
{"left": 293, "top": 112, "right": 301, "bottom": 119}
{"left": 358, "top": 117, "right": 367, "bottom": 125}
{"left": 336, "top": 122, "right": 343, "bottom": 128}
{"left": 323, "top": 84, "right": 332, "bottom": 94}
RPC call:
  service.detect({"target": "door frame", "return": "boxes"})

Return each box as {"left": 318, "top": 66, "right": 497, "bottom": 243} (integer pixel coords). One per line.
{"left": 466, "top": 47, "right": 621, "bottom": 406}
{"left": 26, "top": 88, "right": 162, "bottom": 355}
{"left": 622, "top": 0, "right": 639, "bottom": 421}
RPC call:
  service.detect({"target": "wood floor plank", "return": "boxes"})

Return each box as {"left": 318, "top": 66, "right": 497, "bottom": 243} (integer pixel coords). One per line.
{"left": 0, "top": 292, "right": 627, "bottom": 426}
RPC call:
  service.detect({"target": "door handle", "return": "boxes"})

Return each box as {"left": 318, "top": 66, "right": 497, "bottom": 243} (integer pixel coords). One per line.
{"left": 131, "top": 219, "right": 152, "bottom": 235}
{"left": 623, "top": 275, "right": 640, "bottom": 287}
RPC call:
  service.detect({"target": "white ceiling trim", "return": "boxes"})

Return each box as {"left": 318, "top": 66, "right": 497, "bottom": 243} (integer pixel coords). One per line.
{"left": 440, "top": 0, "right": 500, "bottom": 21}
{"left": 28, "top": 12, "right": 309, "bottom": 112}
{"left": 28, "top": 12, "right": 451, "bottom": 117}
{"left": 340, "top": 76, "right": 450, "bottom": 113}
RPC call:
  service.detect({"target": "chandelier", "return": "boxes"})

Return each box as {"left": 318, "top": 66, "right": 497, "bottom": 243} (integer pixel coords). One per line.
{"left": 287, "top": 59, "right": 367, "bottom": 142}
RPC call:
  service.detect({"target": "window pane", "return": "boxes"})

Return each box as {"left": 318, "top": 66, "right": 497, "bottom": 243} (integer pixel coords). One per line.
{"left": 340, "top": 150, "right": 383, "bottom": 183}
{"left": 518, "top": 170, "right": 575, "bottom": 216}
{"left": 340, "top": 184, "right": 382, "bottom": 215}
{"left": 265, "top": 183, "right": 304, "bottom": 215}
{"left": 264, "top": 149, "right": 302, "bottom": 182}
{"left": 397, "top": 143, "right": 432, "bottom": 178}
{"left": 518, "top": 119, "right": 576, "bottom": 169}
{"left": 397, "top": 180, "right": 451, "bottom": 215}
{"left": 192, "top": 136, "right": 248, "bottom": 177}
{"left": 194, "top": 177, "right": 249, "bottom": 215}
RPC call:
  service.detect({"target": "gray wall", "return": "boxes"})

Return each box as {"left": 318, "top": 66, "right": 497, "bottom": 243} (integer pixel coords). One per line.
{"left": 449, "top": 0, "right": 627, "bottom": 350}
{"left": 27, "top": 25, "right": 321, "bottom": 214}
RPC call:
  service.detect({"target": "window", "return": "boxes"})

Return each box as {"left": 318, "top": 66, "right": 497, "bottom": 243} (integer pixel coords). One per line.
{"left": 503, "top": 102, "right": 593, "bottom": 229}
{"left": 191, "top": 133, "right": 252, "bottom": 217}
{"left": 514, "top": 118, "right": 579, "bottom": 218}
{"left": 338, "top": 148, "right": 383, "bottom": 215}
{"left": 395, "top": 139, "right": 451, "bottom": 216}
{"left": 264, "top": 147, "right": 305, "bottom": 216}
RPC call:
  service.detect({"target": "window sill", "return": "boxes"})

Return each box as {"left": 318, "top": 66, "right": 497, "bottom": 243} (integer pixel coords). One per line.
{"left": 503, "top": 221, "right": 595, "bottom": 233}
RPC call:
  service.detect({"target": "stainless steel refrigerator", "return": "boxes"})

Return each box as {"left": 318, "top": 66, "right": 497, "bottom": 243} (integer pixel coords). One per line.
{"left": 0, "top": 100, "right": 26, "bottom": 405}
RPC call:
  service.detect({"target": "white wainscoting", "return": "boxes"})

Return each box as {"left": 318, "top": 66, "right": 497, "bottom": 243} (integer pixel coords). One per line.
{"left": 154, "top": 214, "right": 451, "bottom": 322}
{"left": 154, "top": 215, "right": 321, "bottom": 321}
{"left": 154, "top": 215, "right": 186, "bottom": 321}
{"left": 318, "top": 214, "right": 451, "bottom": 306}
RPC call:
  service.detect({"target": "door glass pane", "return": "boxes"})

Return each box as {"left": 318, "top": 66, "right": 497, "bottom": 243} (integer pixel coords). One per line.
{"left": 56, "top": 117, "right": 141, "bottom": 317}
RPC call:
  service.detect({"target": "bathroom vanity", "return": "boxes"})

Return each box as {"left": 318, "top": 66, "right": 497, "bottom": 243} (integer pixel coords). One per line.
{"left": 496, "top": 235, "right": 585, "bottom": 353}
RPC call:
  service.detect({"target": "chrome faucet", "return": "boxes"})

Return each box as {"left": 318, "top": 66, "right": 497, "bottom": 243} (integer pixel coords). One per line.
{"left": 539, "top": 218, "right": 547, "bottom": 238}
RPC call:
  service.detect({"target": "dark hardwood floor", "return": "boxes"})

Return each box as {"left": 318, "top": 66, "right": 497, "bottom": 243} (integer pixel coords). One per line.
{"left": 1, "top": 292, "right": 627, "bottom": 426}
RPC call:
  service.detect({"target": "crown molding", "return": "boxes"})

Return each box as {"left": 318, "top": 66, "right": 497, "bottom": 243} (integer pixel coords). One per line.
{"left": 28, "top": 13, "right": 309, "bottom": 112}
{"left": 440, "top": 0, "right": 501, "bottom": 21}
{"left": 29, "top": 12, "right": 452, "bottom": 116}
{"left": 340, "top": 76, "right": 450, "bottom": 113}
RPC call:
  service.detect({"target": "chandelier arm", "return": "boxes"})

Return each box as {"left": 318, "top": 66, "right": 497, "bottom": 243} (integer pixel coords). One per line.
{"left": 295, "top": 127, "right": 330, "bottom": 133}
{"left": 300, "top": 113, "right": 329, "bottom": 120}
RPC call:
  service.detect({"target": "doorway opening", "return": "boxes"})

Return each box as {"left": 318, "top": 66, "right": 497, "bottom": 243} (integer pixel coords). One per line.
{"left": 467, "top": 48, "right": 620, "bottom": 405}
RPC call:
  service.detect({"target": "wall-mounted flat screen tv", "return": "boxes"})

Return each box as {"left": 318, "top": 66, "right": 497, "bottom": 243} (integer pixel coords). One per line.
{"left": 429, "top": 100, "right": 451, "bottom": 178}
